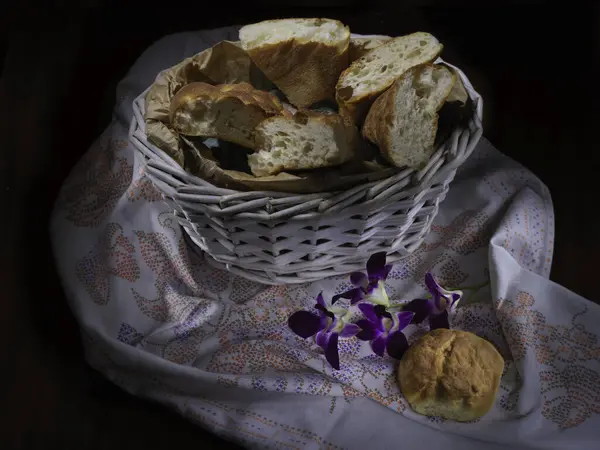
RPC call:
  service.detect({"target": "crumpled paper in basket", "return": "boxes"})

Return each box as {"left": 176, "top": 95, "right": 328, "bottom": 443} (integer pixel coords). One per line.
{"left": 143, "top": 38, "right": 401, "bottom": 193}
{"left": 50, "top": 28, "right": 600, "bottom": 450}
{"left": 144, "top": 40, "right": 272, "bottom": 167}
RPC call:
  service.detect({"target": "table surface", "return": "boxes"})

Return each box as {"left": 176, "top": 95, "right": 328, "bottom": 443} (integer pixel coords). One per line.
{"left": 2, "top": 5, "right": 599, "bottom": 449}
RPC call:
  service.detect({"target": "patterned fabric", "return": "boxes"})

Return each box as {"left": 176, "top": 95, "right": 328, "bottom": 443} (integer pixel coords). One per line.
{"left": 50, "top": 28, "right": 600, "bottom": 450}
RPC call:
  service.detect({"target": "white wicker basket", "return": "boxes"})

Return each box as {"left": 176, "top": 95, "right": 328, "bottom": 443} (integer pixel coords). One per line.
{"left": 129, "top": 58, "right": 483, "bottom": 285}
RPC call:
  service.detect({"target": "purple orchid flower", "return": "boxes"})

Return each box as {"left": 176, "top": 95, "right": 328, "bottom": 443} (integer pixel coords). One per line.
{"left": 288, "top": 292, "right": 360, "bottom": 370}
{"left": 333, "top": 252, "right": 393, "bottom": 306}
{"left": 355, "top": 303, "right": 414, "bottom": 360}
{"left": 403, "top": 272, "right": 462, "bottom": 330}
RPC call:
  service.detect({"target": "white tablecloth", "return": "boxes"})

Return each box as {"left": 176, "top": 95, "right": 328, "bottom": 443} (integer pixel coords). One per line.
{"left": 50, "top": 27, "right": 600, "bottom": 449}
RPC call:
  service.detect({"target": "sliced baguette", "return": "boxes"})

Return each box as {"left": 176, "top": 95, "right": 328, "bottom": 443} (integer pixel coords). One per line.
{"left": 239, "top": 18, "right": 350, "bottom": 108}
{"left": 169, "top": 82, "right": 288, "bottom": 149}
{"left": 249, "top": 112, "right": 358, "bottom": 176}
{"left": 348, "top": 35, "right": 391, "bottom": 63}
{"left": 337, "top": 32, "right": 443, "bottom": 124}
{"left": 362, "top": 64, "right": 456, "bottom": 169}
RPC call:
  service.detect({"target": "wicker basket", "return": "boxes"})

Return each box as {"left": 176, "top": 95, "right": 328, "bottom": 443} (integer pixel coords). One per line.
{"left": 129, "top": 56, "right": 483, "bottom": 285}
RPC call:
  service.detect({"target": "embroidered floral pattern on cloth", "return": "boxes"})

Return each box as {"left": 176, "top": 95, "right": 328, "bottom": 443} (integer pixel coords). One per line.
{"left": 50, "top": 28, "right": 600, "bottom": 450}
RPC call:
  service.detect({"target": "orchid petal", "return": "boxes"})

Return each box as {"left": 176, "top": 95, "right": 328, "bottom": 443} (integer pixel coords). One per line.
{"left": 424, "top": 273, "right": 444, "bottom": 311}
{"left": 319, "top": 312, "right": 328, "bottom": 331}
{"left": 429, "top": 310, "right": 450, "bottom": 330}
{"left": 327, "top": 314, "right": 338, "bottom": 332}
{"left": 371, "top": 335, "right": 386, "bottom": 357}
{"left": 340, "top": 323, "right": 361, "bottom": 338}
{"left": 366, "top": 252, "right": 387, "bottom": 278}
{"left": 314, "top": 303, "right": 328, "bottom": 316}
{"left": 316, "top": 329, "right": 329, "bottom": 348}
{"left": 386, "top": 330, "right": 409, "bottom": 360}
{"left": 325, "top": 333, "right": 340, "bottom": 370}
{"left": 450, "top": 292, "right": 462, "bottom": 308}
{"left": 332, "top": 288, "right": 364, "bottom": 305}
{"left": 395, "top": 311, "right": 415, "bottom": 332}
{"left": 350, "top": 271, "right": 369, "bottom": 289}
{"left": 288, "top": 311, "right": 323, "bottom": 338}
{"left": 402, "top": 298, "right": 431, "bottom": 324}
{"left": 424, "top": 272, "right": 442, "bottom": 294}
{"left": 350, "top": 289, "right": 366, "bottom": 305}
{"left": 366, "top": 281, "right": 377, "bottom": 294}
{"left": 316, "top": 292, "right": 326, "bottom": 308}
{"left": 355, "top": 319, "right": 378, "bottom": 341}
{"left": 358, "top": 303, "right": 379, "bottom": 324}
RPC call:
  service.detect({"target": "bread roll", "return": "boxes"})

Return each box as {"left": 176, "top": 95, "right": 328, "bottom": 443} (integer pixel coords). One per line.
{"left": 239, "top": 18, "right": 350, "bottom": 108}
{"left": 336, "top": 32, "right": 443, "bottom": 124}
{"left": 169, "top": 82, "right": 288, "bottom": 148}
{"left": 248, "top": 112, "right": 358, "bottom": 176}
{"left": 362, "top": 64, "right": 455, "bottom": 169}
{"left": 398, "top": 329, "right": 504, "bottom": 422}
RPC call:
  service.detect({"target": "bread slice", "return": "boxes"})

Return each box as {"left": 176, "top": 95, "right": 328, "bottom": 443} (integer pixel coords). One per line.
{"left": 169, "top": 82, "right": 288, "bottom": 148}
{"left": 348, "top": 35, "right": 391, "bottom": 63}
{"left": 362, "top": 64, "right": 455, "bottom": 169}
{"left": 239, "top": 18, "right": 350, "bottom": 108}
{"left": 248, "top": 112, "right": 358, "bottom": 176}
{"left": 336, "top": 32, "right": 443, "bottom": 124}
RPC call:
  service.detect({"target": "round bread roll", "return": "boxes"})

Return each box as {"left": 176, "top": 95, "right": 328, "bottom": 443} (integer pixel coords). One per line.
{"left": 398, "top": 329, "right": 504, "bottom": 422}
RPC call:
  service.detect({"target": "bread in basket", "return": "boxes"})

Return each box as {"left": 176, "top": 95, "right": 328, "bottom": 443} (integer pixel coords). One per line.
{"left": 129, "top": 20, "right": 483, "bottom": 285}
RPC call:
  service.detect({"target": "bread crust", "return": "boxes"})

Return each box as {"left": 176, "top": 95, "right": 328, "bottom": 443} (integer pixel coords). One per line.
{"left": 242, "top": 19, "right": 350, "bottom": 108}
{"left": 170, "top": 82, "right": 285, "bottom": 117}
{"left": 362, "top": 64, "right": 455, "bottom": 168}
{"left": 348, "top": 36, "right": 391, "bottom": 62}
{"left": 398, "top": 329, "right": 504, "bottom": 422}
{"left": 361, "top": 79, "right": 398, "bottom": 160}
{"left": 169, "top": 82, "right": 288, "bottom": 148}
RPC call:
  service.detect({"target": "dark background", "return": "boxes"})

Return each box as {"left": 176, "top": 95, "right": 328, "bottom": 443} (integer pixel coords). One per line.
{"left": 1, "top": 2, "right": 598, "bottom": 449}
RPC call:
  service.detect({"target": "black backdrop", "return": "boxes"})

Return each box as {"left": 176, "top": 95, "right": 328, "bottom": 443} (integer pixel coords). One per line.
{"left": 2, "top": 3, "right": 599, "bottom": 449}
